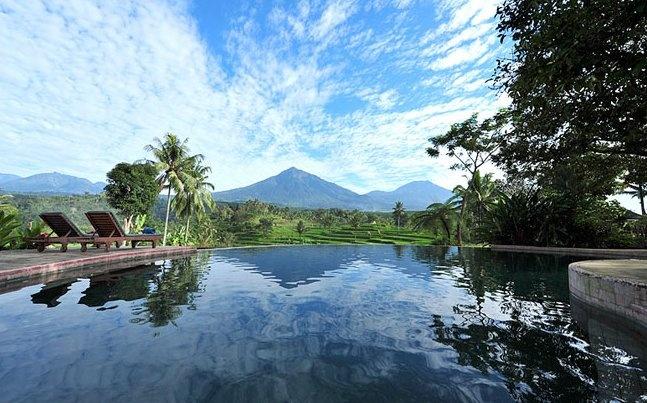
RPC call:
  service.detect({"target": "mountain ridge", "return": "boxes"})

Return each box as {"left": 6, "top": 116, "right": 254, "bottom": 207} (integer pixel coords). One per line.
{"left": 0, "top": 172, "right": 106, "bottom": 194}
{"left": 213, "top": 167, "right": 452, "bottom": 211}
{"left": 0, "top": 168, "right": 452, "bottom": 211}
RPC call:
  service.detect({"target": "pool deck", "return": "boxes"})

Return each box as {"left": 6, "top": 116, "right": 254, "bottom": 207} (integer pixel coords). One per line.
{"left": 0, "top": 246, "right": 197, "bottom": 284}
{"left": 569, "top": 260, "right": 647, "bottom": 327}
{"left": 491, "top": 244, "right": 647, "bottom": 258}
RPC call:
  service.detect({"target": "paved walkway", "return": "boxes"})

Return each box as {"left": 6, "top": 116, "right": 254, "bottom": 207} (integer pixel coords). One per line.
{"left": 0, "top": 246, "right": 197, "bottom": 284}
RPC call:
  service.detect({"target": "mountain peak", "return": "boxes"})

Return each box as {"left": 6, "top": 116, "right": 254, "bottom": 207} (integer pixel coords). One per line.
{"left": 276, "top": 167, "right": 317, "bottom": 180}
{"left": 279, "top": 167, "right": 307, "bottom": 175}
{"left": 0, "top": 172, "right": 105, "bottom": 194}
{"left": 213, "top": 168, "right": 451, "bottom": 211}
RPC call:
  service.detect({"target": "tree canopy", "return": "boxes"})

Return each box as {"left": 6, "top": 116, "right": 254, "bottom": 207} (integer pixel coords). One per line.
{"left": 494, "top": 0, "right": 647, "bottom": 180}
{"left": 104, "top": 162, "right": 159, "bottom": 227}
{"left": 426, "top": 113, "right": 505, "bottom": 178}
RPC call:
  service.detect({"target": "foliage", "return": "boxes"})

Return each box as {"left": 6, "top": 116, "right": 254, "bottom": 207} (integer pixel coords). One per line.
{"left": 296, "top": 220, "right": 306, "bottom": 235}
{"left": 105, "top": 162, "right": 160, "bottom": 233}
{"left": 348, "top": 211, "right": 365, "bottom": 229}
{"left": 171, "top": 159, "right": 215, "bottom": 243}
{"left": 494, "top": 0, "right": 647, "bottom": 185}
{"left": 7, "top": 194, "right": 117, "bottom": 233}
{"left": 0, "top": 210, "right": 21, "bottom": 250}
{"left": 412, "top": 200, "right": 457, "bottom": 243}
{"left": 16, "top": 220, "right": 47, "bottom": 249}
{"left": 258, "top": 217, "right": 274, "bottom": 235}
{"left": 392, "top": 201, "right": 406, "bottom": 228}
{"left": 145, "top": 133, "right": 204, "bottom": 245}
{"left": 131, "top": 214, "right": 148, "bottom": 234}
{"left": 427, "top": 113, "right": 505, "bottom": 177}
{"left": 623, "top": 159, "right": 647, "bottom": 215}
{"left": 478, "top": 186, "right": 639, "bottom": 248}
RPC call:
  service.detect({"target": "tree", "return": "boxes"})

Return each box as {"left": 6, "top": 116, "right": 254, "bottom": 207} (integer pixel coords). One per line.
{"left": 412, "top": 200, "right": 457, "bottom": 243}
{"left": 144, "top": 133, "right": 203, "bottom": 245}
{"left": 494, "top": 0, "right": 647, "bottom": 186}
{"left": 427, "top": 113, "right": 505, "bottom": 244}
{"left": 171, "top": 160, "right": 215, "bottom": 243}
{"left": 296, "top": 220, "right": 306, "bottom": 236}
{"left": 392, "top": 201, "right": 406, "bottom": 229}
{"left": 427, "top": 113, "right": 505, "bottom": 179}
{"left": 449, "top": 185, "right": 469, "bottom": 245}
{"left": 465, "top": 171, "right": 500, "bottom": 220}
{"left": 258, "top": 217, "right": 273, "bottom": 235}
{"left": 104, "top": 162, "right": 159, "bottom": 233}
{"left": 349, "top": 211, "right": 365, "bottom": 229}
{"left": 623, "top": 160, "right": 647, "bottom": 215}
{"left": 0, "top": 210, "right": 21, "bottom": 251}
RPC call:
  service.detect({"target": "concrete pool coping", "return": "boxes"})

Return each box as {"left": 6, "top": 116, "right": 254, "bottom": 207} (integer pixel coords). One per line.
{"left": 491, "top": 244, "right": 647, "bottom": 258}
{"left": 0, "top": 246, "right": 197, "bottom": 284}
{"left": 568, "top": 260, "right": 647, "bottom": 327}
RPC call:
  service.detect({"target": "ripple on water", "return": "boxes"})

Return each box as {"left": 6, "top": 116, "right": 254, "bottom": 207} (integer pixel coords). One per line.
{"left": 0, "top": 245, "right": 645, "bottom": 402}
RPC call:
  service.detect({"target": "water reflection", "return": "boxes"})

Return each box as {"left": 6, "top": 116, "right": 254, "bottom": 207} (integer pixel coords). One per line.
{"left": 28, "top": 256, "right": 210, "bottom": 327}
{"left": 0, "top": 246, "right": 645, "bottom": 402}
{"left": 31, "top": 280, "right": 77, "bottom": 307}
{"left": 214, "top": 246, "right": 359, "bottom": 288}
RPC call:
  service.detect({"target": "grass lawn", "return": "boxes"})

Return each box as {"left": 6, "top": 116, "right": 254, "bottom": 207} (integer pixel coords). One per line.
{"left": 234, "top": 219, "right": 436, "bottom": 246}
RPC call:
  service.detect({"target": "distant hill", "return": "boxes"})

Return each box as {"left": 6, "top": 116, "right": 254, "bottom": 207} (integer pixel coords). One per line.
{"left": 0, "top": 173, "right": 21, "bottom": 185}
{"left": 0, "top": 172, "right": 106, "bottom": 195}
{"left": 213, "top": 167, "right": 451, "bottom": 211}
{"left": 213, "top": 167, "right": 368, "bottom": 209}
{"left": 364, "top": 181, "right": 453, "bottom": 211}
{"left": 1, "top": 168, "right": 452, "bottom": 210}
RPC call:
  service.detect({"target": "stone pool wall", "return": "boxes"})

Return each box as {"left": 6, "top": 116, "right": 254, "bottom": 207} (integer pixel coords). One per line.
{"left": 568, "top": 260, "right": 647, "bottom": 327}
{"left": 491, "top": 245, "right": 647, "bottom": 258}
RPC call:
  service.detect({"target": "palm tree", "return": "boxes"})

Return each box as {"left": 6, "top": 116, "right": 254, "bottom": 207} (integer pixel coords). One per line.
{"left": 467, "top": 171, "right": 500, "bottom": 219}
{"left": 623, "top": 183, "right": 646, "bottom": 215}
{"left": 451, "top": 170, "right": 500, "bottom": 245}
{"left": 451, "top": 184, "right": 468, "bottom": 245}
{"left": 392, "top": 201, "right": 405, "bottom": 229}
{"left": 171, "top": 161, "right": 215, "bottom": 243}
{"left": 412, "top": 200, "right": 457, "bottom": 243}
{"left": 144, "top": 133, "right": 203, "bottom": 245}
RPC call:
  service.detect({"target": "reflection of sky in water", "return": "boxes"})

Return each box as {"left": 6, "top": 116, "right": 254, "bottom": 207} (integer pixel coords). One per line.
{"left": 0, "top": 246, "right": 645, "bottom": 402}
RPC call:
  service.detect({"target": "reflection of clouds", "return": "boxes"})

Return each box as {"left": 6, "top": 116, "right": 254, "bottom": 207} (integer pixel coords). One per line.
{"left": 0, "top": 246, "right": 645, "bottom": 401}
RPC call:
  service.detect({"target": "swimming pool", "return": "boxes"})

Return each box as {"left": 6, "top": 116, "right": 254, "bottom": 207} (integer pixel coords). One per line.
{"left": 0, "top": 246, "right": 644, "bottom": 401}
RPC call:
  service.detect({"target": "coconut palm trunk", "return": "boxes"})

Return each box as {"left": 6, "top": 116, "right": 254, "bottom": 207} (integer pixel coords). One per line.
{"left": 163, "top": 186, "right": 172, "bottom": 245}
{"left": 441, "top": 219, "right": 452, "bottom": 241}
{"left": 185, "top": 213, "right": 191, "bottom": 244}
{"left": 456, "top": 196, "right": 466, "bottom": 246}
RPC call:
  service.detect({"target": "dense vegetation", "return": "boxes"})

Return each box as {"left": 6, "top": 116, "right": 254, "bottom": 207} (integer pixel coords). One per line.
{"left": 1, "top": 1, "right": 645, "bottom": 251}
{"left": 414, "top": 0, "right": 647, "bottom": 249}
{"left": 0, "top": 194, "right": 439, "bottom": 249}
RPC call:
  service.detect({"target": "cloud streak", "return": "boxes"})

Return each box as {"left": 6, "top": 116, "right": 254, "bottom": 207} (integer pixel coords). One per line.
{"left": 0, "top": 0, "right": 507, "bottom": 194}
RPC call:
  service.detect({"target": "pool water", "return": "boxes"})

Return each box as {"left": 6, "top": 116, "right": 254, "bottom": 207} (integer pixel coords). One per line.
{"left": 0, "top": 246, "right": 645, "bottom": 402}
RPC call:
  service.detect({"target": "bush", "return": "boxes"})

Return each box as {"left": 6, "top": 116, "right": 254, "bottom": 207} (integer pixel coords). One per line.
{"left": 0, "top": 211, "right": 21, "bottom": 251}
{"left": 479, "top": 187, "right": 638, "bottom": 248}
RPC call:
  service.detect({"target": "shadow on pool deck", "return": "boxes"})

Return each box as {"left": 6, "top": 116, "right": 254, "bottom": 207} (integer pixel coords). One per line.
{"left": 0, "top": 246, "right": 197, "bottom": 285}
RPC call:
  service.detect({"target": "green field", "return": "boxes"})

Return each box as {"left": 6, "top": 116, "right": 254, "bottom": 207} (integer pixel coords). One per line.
{"left": 233, "top": 219, "right": 435, "bottom": 246}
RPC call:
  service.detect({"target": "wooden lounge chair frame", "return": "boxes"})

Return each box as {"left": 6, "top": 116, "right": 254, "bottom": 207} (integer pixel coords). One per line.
{"left": 29, "top": 212, "right": 95, "bottom": 252}
{"left": 85, "top": 211, "right": 162, "bottom": 252}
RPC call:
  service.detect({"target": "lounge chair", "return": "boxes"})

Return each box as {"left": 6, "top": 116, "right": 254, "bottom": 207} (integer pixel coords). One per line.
{"left": 29, "top": 212, "right": 95, "bottom": 252}
{"left": 85, "top": 211, "right": 162, "bottom": 251}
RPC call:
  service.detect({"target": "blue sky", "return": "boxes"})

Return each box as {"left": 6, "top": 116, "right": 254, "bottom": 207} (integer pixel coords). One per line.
{"left": 0, "top": 0, "right": 510, "bottom": 193}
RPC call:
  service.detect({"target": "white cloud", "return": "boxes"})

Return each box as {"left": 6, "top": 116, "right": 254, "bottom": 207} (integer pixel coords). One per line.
{"left": 428, "top": 37, "right": 495, "bottom": 70}
{"left": 311, "top": 0, "right": 356, "bottom": 40}
{"left": 0, "top": 0, "right": 508, "bottom": 196}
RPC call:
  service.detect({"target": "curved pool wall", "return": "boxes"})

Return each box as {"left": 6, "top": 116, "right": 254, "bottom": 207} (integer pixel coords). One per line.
{"left": 568, "top": 260, "right": 647, "bottom": 327}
